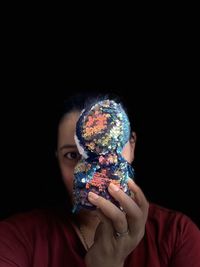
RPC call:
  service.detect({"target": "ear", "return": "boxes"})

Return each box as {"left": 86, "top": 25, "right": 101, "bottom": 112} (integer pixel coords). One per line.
{"left": 129, "top": 131, "right": 136, "bottom": 163}
{"left": 122, "top": 132, "right": 136, "bottom": 163}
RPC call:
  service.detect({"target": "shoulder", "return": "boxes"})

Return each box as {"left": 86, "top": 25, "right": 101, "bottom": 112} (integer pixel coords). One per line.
{"left": 147, "top": 203, "right": 200, "bottom": 240}
{"left": 0, "top": 207, "right": 71, "bottom": 248}
{"left": 147, "top": 203, "right": 199, "bottom": 232}
{"left": 0, "top": 208, "right": 75, "bottom": 266}
{"left": 0, "top": 206, "right": 71, "bottom": 230}
{"left": 0, "top": 209, "right": 46, "bottom": 236}
{"left": 148, "top": 203, "right": 190, "bottom": 224}
{"left": 0, "top": 208, "right": 60, "bottom": 231}
{"left": 146, "top": 203, "right": 200, "bottom": 265}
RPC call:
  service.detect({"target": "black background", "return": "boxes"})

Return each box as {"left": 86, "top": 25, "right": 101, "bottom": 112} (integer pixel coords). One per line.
{"left": 0, "top": 23, "right": 199, "bottom": 227}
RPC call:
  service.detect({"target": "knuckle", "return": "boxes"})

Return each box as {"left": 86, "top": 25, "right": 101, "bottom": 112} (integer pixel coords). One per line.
{"left": 114, "top": 213, "right": 126, "bottom": 229}
{"left": 97, "top": 196, "right": 106, "bottom": 206}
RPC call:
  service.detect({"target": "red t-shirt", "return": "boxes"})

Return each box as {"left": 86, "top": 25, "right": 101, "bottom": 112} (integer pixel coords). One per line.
{"left": 0, "top": 203, "right": 199, "bottom": 267}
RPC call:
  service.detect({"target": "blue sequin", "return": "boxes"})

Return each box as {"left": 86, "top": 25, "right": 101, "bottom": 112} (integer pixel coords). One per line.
{"left": 72, "top": 99, "right": 135, "bottom": 213}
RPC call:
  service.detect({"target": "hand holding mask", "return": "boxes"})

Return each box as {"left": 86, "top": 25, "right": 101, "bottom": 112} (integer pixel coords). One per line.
{"left": 72, "top": 99, "right": 134, "bottom": 213}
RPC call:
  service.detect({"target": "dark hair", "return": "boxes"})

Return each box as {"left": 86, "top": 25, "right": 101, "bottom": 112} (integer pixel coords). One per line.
{"left": 57, "top": 91, "right": 132, "bottom": 127}
{"left": 52, "top": 91, "right": 134, "bottom": 152}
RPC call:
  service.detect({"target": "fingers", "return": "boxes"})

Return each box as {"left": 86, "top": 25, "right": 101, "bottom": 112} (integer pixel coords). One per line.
{"left": 108, "top": 182, "right": 149, "bottom": 237}
{"left": 88, "top": 181, "right": 149, "bottom": 237}
{"left": 127, "top": 179, "right": 149, "bottom": 214}
{"left": 108, "top": 183, "right": 142, "bottom": 220}
{"left": 88, "top": 192, "right": 128, "bottom": 234}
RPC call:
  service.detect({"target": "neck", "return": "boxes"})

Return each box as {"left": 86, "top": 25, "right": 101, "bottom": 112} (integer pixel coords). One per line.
{"left": 74, "top": 209, "right": 100, "bottom": 228}
{"left": 71, "top": 209, "right": 100, "bottom": 250}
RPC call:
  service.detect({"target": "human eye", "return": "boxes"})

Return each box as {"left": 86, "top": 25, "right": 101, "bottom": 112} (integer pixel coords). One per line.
{"left": 64, "top": 151, "right": 81, "bottom": 161}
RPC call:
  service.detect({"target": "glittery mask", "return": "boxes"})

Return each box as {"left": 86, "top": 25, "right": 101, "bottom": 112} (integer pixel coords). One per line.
{"left": 72, "top": 99, "right": 134, "bottom": 213}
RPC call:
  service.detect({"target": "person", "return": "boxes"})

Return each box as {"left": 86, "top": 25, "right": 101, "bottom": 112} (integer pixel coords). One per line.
{"left": 0, "top": 92, "right": 200, "bottom": 267}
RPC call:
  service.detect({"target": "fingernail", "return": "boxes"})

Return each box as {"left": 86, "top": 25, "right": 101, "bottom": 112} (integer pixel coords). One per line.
{"left": 88, "top": 192, "right": 99, "bottom": 201}
{"left": 109, "top": 183, "right": 120, "bottom": 192}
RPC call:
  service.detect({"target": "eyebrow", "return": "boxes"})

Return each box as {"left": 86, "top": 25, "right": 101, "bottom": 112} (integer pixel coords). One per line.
{"left": 59, "top": 144, "right": 77, "bottom": 151}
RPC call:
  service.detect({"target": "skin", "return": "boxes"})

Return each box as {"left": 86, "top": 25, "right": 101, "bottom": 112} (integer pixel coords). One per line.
{"left": 57, "top": 110, "right": 149, "bottom": 267}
